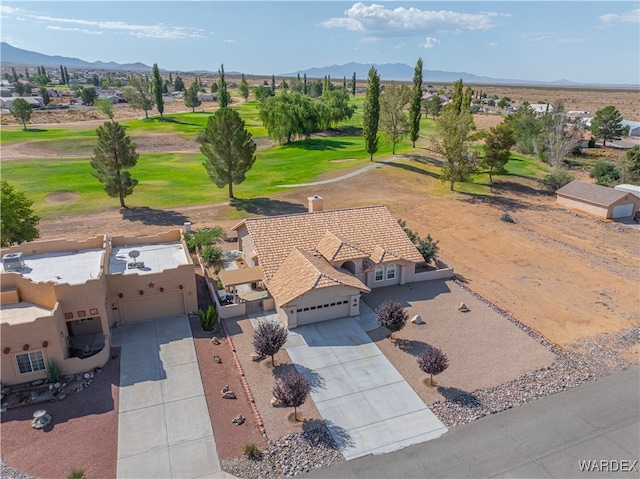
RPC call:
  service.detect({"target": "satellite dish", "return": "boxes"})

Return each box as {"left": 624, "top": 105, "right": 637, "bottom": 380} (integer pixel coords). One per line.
{"left": 128, "top": 250, "right": 140, "bottom": 259}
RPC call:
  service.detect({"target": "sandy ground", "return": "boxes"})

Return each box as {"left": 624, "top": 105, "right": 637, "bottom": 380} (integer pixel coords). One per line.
{"left": 0, "top": 349, "right": 120, "bottom": 479}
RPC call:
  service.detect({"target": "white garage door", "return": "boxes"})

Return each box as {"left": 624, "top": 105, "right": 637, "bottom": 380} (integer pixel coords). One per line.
{"left": 612, "top": 203, "right": 634, "bottom": 219}
{"left": 296, "top": 299, "right": 351, "bottom": 326}
{"left": 120, "top": 293, "right": 185, "bottom": 323}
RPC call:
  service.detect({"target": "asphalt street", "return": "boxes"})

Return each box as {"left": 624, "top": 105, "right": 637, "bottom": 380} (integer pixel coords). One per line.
{"left": 305, "top": 367, "right": 640, "bottom": 479}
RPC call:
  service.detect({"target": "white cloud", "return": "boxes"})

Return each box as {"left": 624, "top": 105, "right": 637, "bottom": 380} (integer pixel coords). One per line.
{"left": 395, "top": 42, "right": 406, "bottom": 50}
{"left": 422, "top": 37, "right": 440, "bottom": 50}
{"left": 321, "top": 2, "right": 501, "bottom": 38}
{"left": 523, "top": 32, "right": 584, "bottom": 45}
{"left": 488, "top": 41, "right": 498, "bottom": 47}
{"left": 2, "top": 6, "right": 205, "bottom": 40}
{"left": 223, "top": 39, "right": 237, "bottom": 43}
{"left": 599, "top": 9, "right": 639, "bottom": 25}
{"left": 46, "top": 26, "right": 102, "bottom": 35}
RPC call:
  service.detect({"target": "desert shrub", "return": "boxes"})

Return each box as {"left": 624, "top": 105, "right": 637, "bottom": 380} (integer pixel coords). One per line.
{"left": 47, "top": 359, "right": 63, "bottom": 382}
{"left": 375, "top": 300, "right": 408, "bottom": 337}
{"left": 244, "top": 442, "right": 261, "bottom": 460}
{"left": 66, "top": 469, "right": 85, "bottom": 479}
{"left": 200, "top": 245, "right": 223, "bottom": 263}
{"left": 253, "top": 321, "right": 288, "bottom": 367}
{"left": 184, "top": 227, "right": 224, "bottom": 252}
{"left": 588, "top": 136, "right": 597, "bottom": 148}
{"left": 272, "top": 371, "right": 310, "bottom": 421}
{"left": 417, "top": 346, "right": 449, "bottom": 386}
{"left": 198, "top": 305, "right": 218, "bottom": 332}
{"left": 500, "top": 212, "right": 515, "bottom": 223}
{"left": 416, "top": 235, "right": 439, "bottom": 264}
{"left": 540, "top": 167, "right": 574, "bottom": 193}
{"left": 590, "top": 159, "right": 620, "bottom": 187}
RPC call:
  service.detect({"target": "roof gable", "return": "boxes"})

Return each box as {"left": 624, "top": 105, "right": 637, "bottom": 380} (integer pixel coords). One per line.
{"left": 556, "top": 180, "right": 630, "bottom": 206}
{"left": 316, "top": 230, "right": 369, "bottom": 262}
{"left": 267, "top": 248, "right": 369, "bottom": 305}
{"left": 244, "top": 205, "right": 424, "bottom": 282}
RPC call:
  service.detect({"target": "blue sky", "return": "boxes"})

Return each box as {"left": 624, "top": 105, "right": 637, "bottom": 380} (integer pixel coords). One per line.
{"left": 1, "top": 1, "right": 638, "bottom": 84}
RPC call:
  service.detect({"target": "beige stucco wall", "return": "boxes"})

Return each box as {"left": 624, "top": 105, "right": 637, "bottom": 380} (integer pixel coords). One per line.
{"left": 280, "top": 285, "right": 363, "bottom": 328}
{"left": 366, "top": 262, "right": 415, "bottom": 288}
{"left": 1, "top": 235, "right": 106, "bottom": 257}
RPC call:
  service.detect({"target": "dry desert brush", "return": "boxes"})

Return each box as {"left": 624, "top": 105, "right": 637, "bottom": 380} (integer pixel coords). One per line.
{"left": 253, "top": 320, "right": 288, "bottom": 367}
{"left": 417, "top": 346, "right": 449, "bottom": 386}
{"left": 376, "top": 300, "right": 409, "bottom": 338}
{"left": 273, "top": 370, "right": 311, "bottom": 422}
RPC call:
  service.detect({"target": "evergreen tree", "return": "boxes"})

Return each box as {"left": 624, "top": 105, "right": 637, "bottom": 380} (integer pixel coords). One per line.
{"left": 184, "top": 82, "right": 201, "bottom": 112}
{"left": 238, "top": 73, "right": 249, "bottom": 101}
{"left": 363, "top": 67, "right": 381, "bottom": 161}
{"left": 1, "top": 180, "right": 40, "bottom": 247}
{"left": 59, "top": 65, "right": 65, "bottom": 84}
{"left": 24, "top": 67, "right": 30, "bottom": 81}
{"left": 217, "top": 64, "right": 231, "bottom": 107}
{"left": 152, "top": 63, "right": 164, "bottom": 118}
{"left": 200, "top": 108, "right": 256, "bottom": 199}
{"left": 303, "top": 73, "right": 307, "bottom": 95}
{"left": 173, "top": 75, "right": 185, "bottom": 92}
{"left": 409, "top": 58, "right": 423, "bottom": 148}
{"left": 90, "top": 121, "right": 139, "bottom": 208}
{"left": 482, "top": 122, "right": 515, "bottom": 182}
{"left": 64, "top": 67, "right": 69, "bottom": 85}
{"left": 271, "top": 74, "right": 276, "bottom": 93}
{"left": 351, "top": 72, "right": 357, "bottom": 97}
{"left": 591, "top": 105, "right": 627, "bottom": 146}
{"left": 169, "top": 72, "right": 173, "bottom": 85}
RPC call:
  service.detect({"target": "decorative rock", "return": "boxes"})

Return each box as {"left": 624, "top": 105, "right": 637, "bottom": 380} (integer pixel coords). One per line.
{"left": 84, "top": 373, "right": 91, "bottom": 379}
{"left": 222, "top": 391, "right": 236, "bottom": 399}
{"left": 231, "top": 414, "right": 245, "bottom": 425}
{"left": 53, "top": 382, "right": 61, "bottom": 389}
{"left": 222, "top": 384, "right": 229, "bottom": 394}
{"left": 250, "top": 352, "right": 263, "bottom": 362}
{"left": 214, "top": 355, "right": 221, "bottom": 364}
{"left": 212, "top": 337, "right": 220, "bottom": 345}
{"left": 270, "top": 397, "right": 282, "bottom": 407}
{"left": 31, "top": 380, "right": 44, "bottom": 387}
{"left": 410, "top": 314, "right": 423, "bottom": 325}
{"left": 458, "top": 303, "right": 470, "bottom": 312}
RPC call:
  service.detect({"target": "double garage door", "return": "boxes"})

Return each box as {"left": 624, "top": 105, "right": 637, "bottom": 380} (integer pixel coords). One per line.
{"left": 611, "top": 203, "right": 635, "bottom": 219}
{"left": 120, "top": 292, "right": 186, "bottom": 323}
{"left": 296, "top": 298, "right": 351, "bottom": 326}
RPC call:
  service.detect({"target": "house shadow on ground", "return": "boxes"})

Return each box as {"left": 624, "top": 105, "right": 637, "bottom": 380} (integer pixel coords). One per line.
{"left": 120, "top": 206, "right": 189, "bottom": 226}
{"left": 230, "top": 198, "right": 307, "bottom": 216}
{"left": 362, "top": 280, "right": 452, "bottom": 310}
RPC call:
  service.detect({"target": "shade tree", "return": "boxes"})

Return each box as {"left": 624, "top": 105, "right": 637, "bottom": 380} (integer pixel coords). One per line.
{"left": 10, "top": 98, "right": 32, "bottom": 130}
{"left": 417, "top": 346, "right": 449, "bottom": 386}
{"left": 272, "top": 371, "right": 310, "bottom": 422}
{"left": 253, "top": 321, "right": 288, "bottom": 367}
{"left": 1, "top": 180, "right": 40, "bottom": 247}
{"left": 375, "top": 300, "right": 409, "bottom": 338}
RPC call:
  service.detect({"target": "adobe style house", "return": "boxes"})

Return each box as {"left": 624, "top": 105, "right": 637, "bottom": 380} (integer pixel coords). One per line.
{"left": 0, "top": 230, "right": 197, "bottom": 386}
{"left": 556, "top": 180, "right": 640, "bottom": 220}
{"left": 232, "top": 197, "right": 439, "bottom": 328}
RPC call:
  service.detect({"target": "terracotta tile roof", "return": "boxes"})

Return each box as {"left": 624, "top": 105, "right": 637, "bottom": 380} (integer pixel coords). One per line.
{"left": 556, "top": 180, "right": 631, "bottom": 207}
{"left": 267, "top": 248, "right": 370, "bottom": 306}
{"left": 238, "top": 205, "right": 424, "bottom": 282}
{"left": 370, "top": 246, "right": 401, "bottom": 265}
{"left": 316, "top": 231, "right": 369, "bottom": 262}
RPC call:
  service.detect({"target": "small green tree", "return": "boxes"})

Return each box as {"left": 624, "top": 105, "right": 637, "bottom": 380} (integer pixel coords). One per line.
{"left": 363, "top": 67, "right": 381, "bottom": 161}
{"left": 173, "top": 75, "right": 185, "bottom": 92}
{"left": 590, "top": 106, "right": 626, "bottom": 146}
{"left": 152, "top": 63, "right": 164, "bottom": 118}
{"left": 425, "top": 95, "right": 443, "bottom": 119}
{"left": 239, "top": 73, "right": 249, "bottom": 101}
{"left": 620, "top": 145, "right": 640, "bottom": 183}
{"left": 201, "top": 108, "right": 256, "bottom": 199}
{"left": 417, "top": 235, "right": 439, "bottom": 265}
{"left": 409, "top": 58, "right": 423, "bottom": 148}
{"left": 184, "top": 82, "right": 202, "bottom": 112}
{"left": 482, "top": 122, "right": 515, "bottom": 182}
{"left": 124, "top": 75, "right": 154, "bottom": 119}
{"left": 90, "top": 121, "right": 139, "bottom": 208}
{"left": 94, "top": 98, "right": 115, "bottom": 121}
{"left": 10, "top": 98, "right": 32, "bottom": 130}
{"left": 590, "top": 159, "right": 621, "bottom": 187}
{"left": 541, "top": 168, "right": 574, "bottom": 193}
{"left": 1, "top": 180, "right": 40, "bottom": 246}
{"left": 80, "top": 87, "right": 97, "bottom": 106}
{"left": 380, "top": 81, "right": 411, "bottom": 154}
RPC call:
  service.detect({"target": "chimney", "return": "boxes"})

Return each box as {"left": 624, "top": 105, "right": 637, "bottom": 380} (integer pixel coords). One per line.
{"left": 307, "top": 195, "right": 324, "bottom": 213}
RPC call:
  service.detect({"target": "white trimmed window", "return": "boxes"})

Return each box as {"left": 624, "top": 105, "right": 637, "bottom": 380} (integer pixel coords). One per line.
{"left": 387, "top": 263, "right": 396, "bottom": 280}
{"left": 374, "top": 266, "right": 384, "bottom": 281}
{"left": 16, "top": 350, "right": 46, "bottom": 375}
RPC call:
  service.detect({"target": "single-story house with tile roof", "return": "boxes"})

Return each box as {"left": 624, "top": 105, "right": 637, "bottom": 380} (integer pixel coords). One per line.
{"left": 556, "top": 180, "right": 640, "bottom": 219}
{"left": 0, "top": 230, "right": 197, "bottom": 385}
{"left": 232, "top": 197, "right": 431, "bottom": 328}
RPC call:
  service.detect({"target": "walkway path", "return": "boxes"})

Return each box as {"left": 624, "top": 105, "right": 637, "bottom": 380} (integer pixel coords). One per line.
{"left": 277, "top": 155, "right": 406, "bottom": 188}
{"left": 112, "top": 315, "right": 226, "bottom": 478}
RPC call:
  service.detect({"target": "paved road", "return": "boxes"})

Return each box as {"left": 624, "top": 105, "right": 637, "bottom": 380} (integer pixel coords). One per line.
{"left": 306, "top": 367, "right": 640, "bottom": 478}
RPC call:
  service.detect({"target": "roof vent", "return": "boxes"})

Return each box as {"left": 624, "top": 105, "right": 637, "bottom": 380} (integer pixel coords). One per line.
{"left": 2, "top": 252, "right": 25, "bottom": 272}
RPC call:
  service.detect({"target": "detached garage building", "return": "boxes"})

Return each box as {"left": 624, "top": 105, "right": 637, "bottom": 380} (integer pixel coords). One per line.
{"left": 556, "top": 180, "right": 640, "bottom": 219}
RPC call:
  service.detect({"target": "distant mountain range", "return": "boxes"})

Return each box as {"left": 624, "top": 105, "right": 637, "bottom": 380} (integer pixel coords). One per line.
{"left": 2, "top": 42, "right": 634, "bottom": 87}
{"left": 0, "top": 42, "right": 151, "bottom": 71}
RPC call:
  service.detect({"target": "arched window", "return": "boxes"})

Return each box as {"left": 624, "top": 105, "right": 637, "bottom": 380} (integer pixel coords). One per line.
{"left": 386, "top": 263, "right": 396, "bottom": 280}
{"left": 341, "top": 261, "right": 356, "bottom": 274}
{"left": 374, "top": 265, "right": 384, "bottom": 282}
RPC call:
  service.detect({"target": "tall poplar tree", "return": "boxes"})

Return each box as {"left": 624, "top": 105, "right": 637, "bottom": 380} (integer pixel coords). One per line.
{"left": 152, "top": 63, "right": 164, "bottom": 118}
{"left": 351, "top": 72, "right": 357, "bottom": 97}
{"left": 303, "top": 73, "right": 307, "bottom": 95}
{"left": 218, "top": 64, "right": 231, "bottom": 107}
{"left": 363, "top": 67, "right": 380, "bottom": 161}
{"left": 409, "top": 58, "right": 423, "bottom": 148}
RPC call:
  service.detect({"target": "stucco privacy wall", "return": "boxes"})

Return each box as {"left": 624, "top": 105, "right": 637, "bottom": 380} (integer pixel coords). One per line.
{"left": 1, "top": 235, "right": 106, "bottom": 256}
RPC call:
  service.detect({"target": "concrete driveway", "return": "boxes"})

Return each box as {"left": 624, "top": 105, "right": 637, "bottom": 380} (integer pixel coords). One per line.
{"left": 112, "top": 315, "right": 225, "bottom": 479}
{"left": 283, "top": 309, "right": 447, "bottom": 460}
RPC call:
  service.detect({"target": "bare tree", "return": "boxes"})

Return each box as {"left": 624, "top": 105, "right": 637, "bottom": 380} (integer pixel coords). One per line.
{"left": 417, "top": 346, "right": 449, "bottom": 386}
{"left": 253, "top": 321, "right": 288, "bottom": 367}
{"left": 273, "top": 371, "right": 310, "bottom": 421}
{"left": 539, "top": 112, "right": 583, "bottom": 167}
{"left": 375, "top": 300, "right": 408, "bottom": 338}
